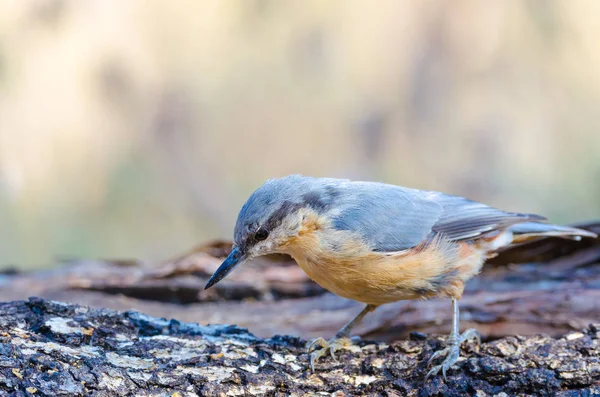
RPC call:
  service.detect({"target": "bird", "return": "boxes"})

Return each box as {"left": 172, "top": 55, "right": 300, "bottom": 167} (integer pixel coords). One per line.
{"left": 204, "top": 175, "right": 597, "bottom": 379}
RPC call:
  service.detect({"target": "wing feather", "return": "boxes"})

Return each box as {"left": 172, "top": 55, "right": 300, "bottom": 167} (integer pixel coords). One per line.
{"left": 329, "top": 182, "right": 545, "bottom": 252}
{"left": 430, "top": 193, "right": 546, "bottom": 241}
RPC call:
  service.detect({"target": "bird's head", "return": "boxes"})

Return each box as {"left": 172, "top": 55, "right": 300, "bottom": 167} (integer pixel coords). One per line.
{"left": 204, "top": 175, "right": 340, "bottom": 289}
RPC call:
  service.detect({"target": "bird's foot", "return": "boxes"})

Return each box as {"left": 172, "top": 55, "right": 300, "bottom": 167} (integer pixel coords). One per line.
{"left": 306, "top": 335, "right": 355, "bottom": 371}
{"left": 426, "top": 328, "right": 480, "bottom": 380}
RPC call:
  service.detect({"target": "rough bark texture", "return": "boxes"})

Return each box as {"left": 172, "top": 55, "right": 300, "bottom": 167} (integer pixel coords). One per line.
{"left": 2, "top": 297, "right": 599, "bottom": 396}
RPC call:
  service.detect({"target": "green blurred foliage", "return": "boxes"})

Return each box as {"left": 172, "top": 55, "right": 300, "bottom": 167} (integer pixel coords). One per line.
{"left": 0, "top": 0, "right": 599, "bottom": 268}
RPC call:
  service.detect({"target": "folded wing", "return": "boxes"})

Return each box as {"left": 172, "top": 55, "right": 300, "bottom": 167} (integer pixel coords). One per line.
{"left": 330, "top": 182, "right": 544, "bottom": 253}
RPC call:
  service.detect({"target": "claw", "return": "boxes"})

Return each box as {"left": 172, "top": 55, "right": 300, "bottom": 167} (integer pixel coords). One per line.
{"left": 426, "top": 345, "right": 458, "bottom": 381}
{"left": 306, "top": 336, "right": 352, "bottom": 371}
{"left": 460, "top": 329, "right": 480, "bottom": 346}
{"left": 427, "top": 347, "right": 447, "bottom": 366}
{"left": 425, "top": 366, "right": 440, "bottom": 381}
{"left": 310, "top": 351, "right": 321, "bottom": 372}
{"left": 426, "top": 328, "right": 480, "bottom": 381}
{"left": 330, "top": 347, "right": 338, "bottom": 362}
{"left": 306, "top": 337, "right": 327, "bottom": 353}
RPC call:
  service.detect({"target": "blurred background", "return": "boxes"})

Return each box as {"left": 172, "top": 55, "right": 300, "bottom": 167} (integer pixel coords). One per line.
{"left": 1, "top": 0, "right": 599, "bottom": 269}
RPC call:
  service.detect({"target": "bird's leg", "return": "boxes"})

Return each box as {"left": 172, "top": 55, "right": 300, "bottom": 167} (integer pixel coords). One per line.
{"left": 426, "top": 299, "right": 480, "bottom": 380}
{"left": 307, "top": 304, "right": 377, "bottom": 371}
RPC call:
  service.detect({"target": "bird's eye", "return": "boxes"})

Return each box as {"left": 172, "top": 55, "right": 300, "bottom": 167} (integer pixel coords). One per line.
{"left": 255, "top": 228, "right": 269, "bottom": 241}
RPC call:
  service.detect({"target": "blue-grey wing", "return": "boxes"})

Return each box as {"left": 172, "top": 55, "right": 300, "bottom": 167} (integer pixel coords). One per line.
{"left": 330, "top": 184, "right": 443, "bottom": 252}
{"left": 330, "top": 182, "right": 545, "bottom": 252}
{"left": 430, "top": 192, "right": 545, "bottom": 241}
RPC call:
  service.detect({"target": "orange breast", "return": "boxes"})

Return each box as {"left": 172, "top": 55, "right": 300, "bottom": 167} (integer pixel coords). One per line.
{"left": 281, "top": 219, "right": 487, "bottom": 305}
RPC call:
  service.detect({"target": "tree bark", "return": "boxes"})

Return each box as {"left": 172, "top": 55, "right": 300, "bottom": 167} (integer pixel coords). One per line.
{"left": 2, "top": 297, "right": 599, "bottom": 396}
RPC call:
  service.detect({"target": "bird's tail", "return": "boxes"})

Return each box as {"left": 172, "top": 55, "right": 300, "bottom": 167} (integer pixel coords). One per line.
{"left": 508, "top": 222, "right": 598, "bottom": 244}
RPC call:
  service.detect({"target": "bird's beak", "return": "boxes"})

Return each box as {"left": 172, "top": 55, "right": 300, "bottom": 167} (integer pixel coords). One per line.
{"left": 204, "top": 246, "right": 247, "bottom": 290}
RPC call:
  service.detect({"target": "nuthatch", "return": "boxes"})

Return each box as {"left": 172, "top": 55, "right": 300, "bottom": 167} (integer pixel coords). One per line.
{"left": 205, "top": 175, "right": 597, "bottom": 379}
